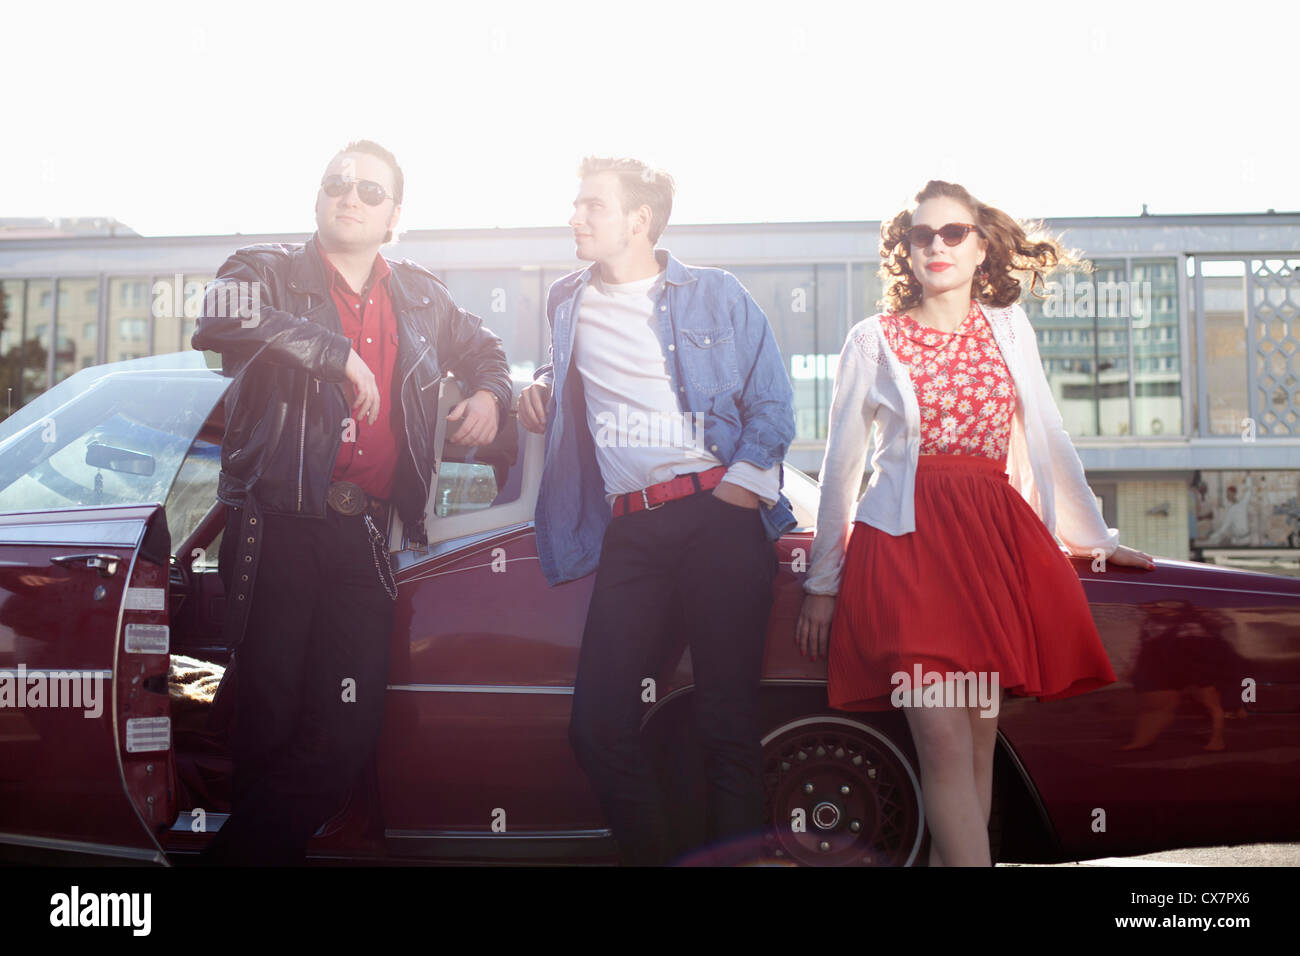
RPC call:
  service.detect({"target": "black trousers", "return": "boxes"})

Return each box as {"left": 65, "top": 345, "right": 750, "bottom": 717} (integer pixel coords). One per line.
{"left": 206, "top": 505, "right": 395, "bottom": 865}
{"left": 568, "top": 489, "right": 777, "bottom": 865}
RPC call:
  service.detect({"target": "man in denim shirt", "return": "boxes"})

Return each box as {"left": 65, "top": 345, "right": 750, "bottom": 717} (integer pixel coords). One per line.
{"left": 519, "top": 157, "right": 796, "bottom": 864}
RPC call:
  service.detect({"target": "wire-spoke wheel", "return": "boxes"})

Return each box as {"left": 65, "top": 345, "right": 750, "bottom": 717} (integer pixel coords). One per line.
{"left": 761, "top": 715, "right": 925, "bottom": 866}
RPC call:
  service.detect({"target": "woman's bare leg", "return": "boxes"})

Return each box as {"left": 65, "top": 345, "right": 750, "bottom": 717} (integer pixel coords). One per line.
{"left": 905, "top": 703, "right": 990, "bottom": 867}
{"left": 968, "top": 697, "right": 1000, "bottom": 827}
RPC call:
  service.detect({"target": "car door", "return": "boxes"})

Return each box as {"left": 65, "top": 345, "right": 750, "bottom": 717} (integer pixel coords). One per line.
{"left": 378, "top": 383, "right": 612, "bottom": 861}
{"left": 0, "top": 503, "right": 174, "bottom": 863}
{"left": 0, "top": 354, "right": 228, "bottom": 863}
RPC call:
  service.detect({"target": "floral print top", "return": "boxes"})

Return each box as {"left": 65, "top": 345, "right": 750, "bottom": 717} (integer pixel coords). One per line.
{"left": 879, "top": 300, "right": 1018, "bottom": 460}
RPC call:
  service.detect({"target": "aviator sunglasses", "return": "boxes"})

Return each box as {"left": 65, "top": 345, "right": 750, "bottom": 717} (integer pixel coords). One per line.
{"left": 905, "top": 222, "right": 983, "bottom": 247}
{"left": 320, "top": 174, "right": 393, "bottom": 206}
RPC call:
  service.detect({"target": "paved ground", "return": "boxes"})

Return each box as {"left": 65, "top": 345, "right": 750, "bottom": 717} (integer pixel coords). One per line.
{"left": 998, "top": 843, "right": 1300, "bottom": 866}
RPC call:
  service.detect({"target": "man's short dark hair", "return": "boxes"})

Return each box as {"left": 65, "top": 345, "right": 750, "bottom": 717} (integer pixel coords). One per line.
{"left": 579, "top": 156, "right": 675, "bottom": 244}
{"left": 330, "top": 139, "right": 403, "bottom": 242}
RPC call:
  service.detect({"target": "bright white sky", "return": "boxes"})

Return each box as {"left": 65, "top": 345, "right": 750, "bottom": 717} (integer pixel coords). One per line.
{"left": 7, "top": 0, "right": 1298, "bottom": 236}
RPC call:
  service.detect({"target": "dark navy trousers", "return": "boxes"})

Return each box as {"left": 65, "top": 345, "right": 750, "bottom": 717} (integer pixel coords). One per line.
{"left": 568, "top": 489, "right": 777, "bottom": 865}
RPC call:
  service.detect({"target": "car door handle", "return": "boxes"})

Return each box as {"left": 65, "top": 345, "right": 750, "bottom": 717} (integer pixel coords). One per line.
{"left": 50, "top": 553, "right": 121, "bottom": 578}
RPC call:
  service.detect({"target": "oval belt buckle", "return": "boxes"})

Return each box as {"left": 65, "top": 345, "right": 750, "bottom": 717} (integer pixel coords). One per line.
{"left": 328, "top": 480, "right": 366, "bottom": 516}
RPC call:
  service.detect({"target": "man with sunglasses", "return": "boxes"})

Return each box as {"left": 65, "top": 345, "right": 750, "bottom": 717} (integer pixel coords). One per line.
{"left": 192, "top": 139, "right": 511, "bottom": 865}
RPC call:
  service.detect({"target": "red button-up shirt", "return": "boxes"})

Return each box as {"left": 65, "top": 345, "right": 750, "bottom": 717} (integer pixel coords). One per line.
{"left": 316, "top": 237, "right": 401, "bottom": 500}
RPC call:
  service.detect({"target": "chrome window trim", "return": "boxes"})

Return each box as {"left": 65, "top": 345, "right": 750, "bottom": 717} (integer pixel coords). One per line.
{"left": 0, "top": 517, "right": 149, "bottom": 547}
{"left": 0, "top": 831, "right": 166, "bottom": 864}
{"left": 1080, "top": 576, "right": 1299, "bottom": 599}
{"left": 393, "top": 521, "right": 534, "bottom": 574}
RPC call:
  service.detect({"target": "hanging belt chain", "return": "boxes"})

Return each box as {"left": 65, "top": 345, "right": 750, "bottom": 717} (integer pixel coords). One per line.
{"left": 364, "top": 512, "right": 398, "bottom": 601}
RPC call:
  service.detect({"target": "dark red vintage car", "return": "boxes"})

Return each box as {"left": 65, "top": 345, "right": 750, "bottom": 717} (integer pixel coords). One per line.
{"left": 0, "top": 352, "right": 1297, "bottom": 866}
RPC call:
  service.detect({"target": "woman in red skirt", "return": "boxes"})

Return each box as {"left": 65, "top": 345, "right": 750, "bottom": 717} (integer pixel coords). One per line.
{"left": 795, "top": 180, "right": 1155, "bottom": 866}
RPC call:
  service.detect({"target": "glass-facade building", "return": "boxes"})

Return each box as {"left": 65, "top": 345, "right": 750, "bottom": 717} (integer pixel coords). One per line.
{"left": 2, "top": 214, "right": 1297, "bottom": 572}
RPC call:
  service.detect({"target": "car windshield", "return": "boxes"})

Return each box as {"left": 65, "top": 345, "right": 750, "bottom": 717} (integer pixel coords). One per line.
{"left": 0, "top": 352, "right": 227, "bottom": 515}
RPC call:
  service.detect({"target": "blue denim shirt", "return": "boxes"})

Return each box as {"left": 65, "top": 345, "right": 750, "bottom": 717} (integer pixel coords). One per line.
{"left": 532, "top": 249, "right": 797, "bottom": 586}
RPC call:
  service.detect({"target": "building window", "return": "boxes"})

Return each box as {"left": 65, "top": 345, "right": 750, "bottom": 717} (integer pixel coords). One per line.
{"left": 117, "top": 318, "right": 147, "bottom": 340}
{"left": 1025, "top": 257, "right": 1182, "bottom": 438}
{"left": 716, "top": 263, "right": 846, "bottom": 441}
{"left": 118, "top": 280, "right": 147, "bottom": 308}
{"left": 439, "top": 268, "right": 545, "bottom": 382}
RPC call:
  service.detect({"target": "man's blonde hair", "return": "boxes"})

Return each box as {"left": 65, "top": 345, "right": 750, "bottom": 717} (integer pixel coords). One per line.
{"left": 579, "top": 156, "right": 675, "bottom": 243}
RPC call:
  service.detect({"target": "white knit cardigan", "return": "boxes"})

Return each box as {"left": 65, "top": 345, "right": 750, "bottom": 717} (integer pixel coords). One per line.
{"left": 804, "top": 301, "right": 1120, "bottom": 596}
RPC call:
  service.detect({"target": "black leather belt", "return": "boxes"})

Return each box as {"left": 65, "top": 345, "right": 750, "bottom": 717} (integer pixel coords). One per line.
{"left": 327, "top": 480, "right": 390, "bottom": 527}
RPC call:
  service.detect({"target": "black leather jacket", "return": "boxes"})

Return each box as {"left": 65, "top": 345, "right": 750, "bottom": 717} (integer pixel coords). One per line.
{"left": 191, "top": 239, "right": 512, "bottom": 542}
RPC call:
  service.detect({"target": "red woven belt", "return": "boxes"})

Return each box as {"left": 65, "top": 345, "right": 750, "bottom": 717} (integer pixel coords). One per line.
{"left": 612, "top": 465, "right": 728, "bottom": 518}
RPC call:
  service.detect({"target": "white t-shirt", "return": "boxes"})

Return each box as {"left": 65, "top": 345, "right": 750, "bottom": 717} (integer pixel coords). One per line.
{"left": 573, "top": 269, "right": 780, "bottom": 506}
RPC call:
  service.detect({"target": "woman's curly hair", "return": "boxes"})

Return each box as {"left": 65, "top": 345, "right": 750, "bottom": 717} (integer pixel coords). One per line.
{"left": 879, "top": 180, "right": 1082, "bottom": 313}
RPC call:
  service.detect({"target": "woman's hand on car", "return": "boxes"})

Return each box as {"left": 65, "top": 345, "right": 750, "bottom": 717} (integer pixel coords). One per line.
{"left": 796, "top": 593, "right": 836, "bottom": 662}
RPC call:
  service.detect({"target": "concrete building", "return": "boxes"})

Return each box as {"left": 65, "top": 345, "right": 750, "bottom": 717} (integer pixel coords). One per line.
{"left": 2, "top": 212, "right": 1296, "bottom": 570}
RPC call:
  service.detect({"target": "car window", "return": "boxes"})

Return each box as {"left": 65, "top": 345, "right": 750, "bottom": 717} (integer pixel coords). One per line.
{"left": 432, "top": 461, "right": 501, "bottom": 517}
{"left": 410, "top": 381, "right": 533, "bottom": 553}
{"left": 163, "top": 437, "right": 223, "bottom": 561}
{"left": 782, "top": 463, "right": 819, "bottom": 530}
{"left": 429, "top": 377, "right": 525, "bottom": 522}
{"left": 0, "top": 356, "right": 227, "bottom": 517}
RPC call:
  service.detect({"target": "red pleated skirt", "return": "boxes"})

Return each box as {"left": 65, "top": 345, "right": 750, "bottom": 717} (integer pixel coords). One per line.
{"left": 828, "top": 453, "right": 1116, "bottom": 711}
